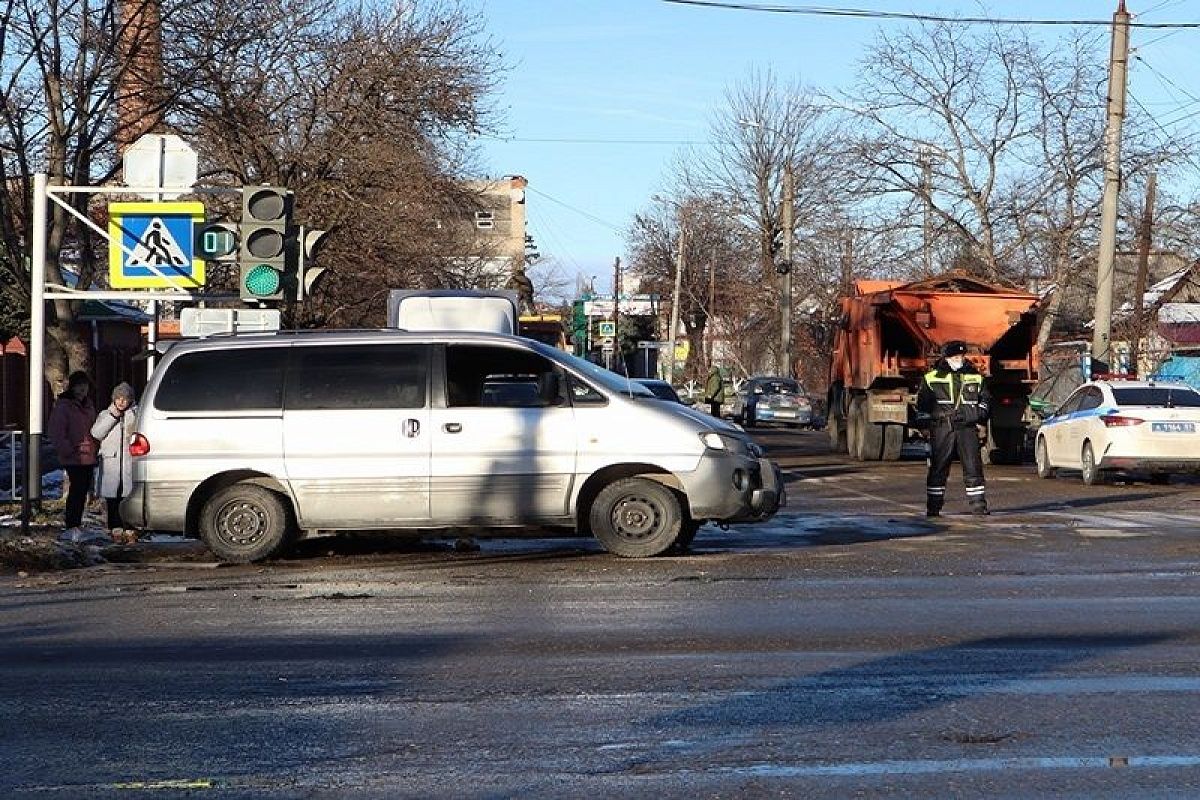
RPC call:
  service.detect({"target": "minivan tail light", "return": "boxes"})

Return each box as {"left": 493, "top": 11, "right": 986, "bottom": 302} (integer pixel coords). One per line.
{"left": 1100, "top": 415, "right": 1144, "bottom": 427}
{"left": 129, "top": 433, "right": 150, "bottom": 457}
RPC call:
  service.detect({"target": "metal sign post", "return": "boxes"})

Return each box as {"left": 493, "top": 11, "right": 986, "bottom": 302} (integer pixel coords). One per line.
{"left": 22, "top": 171, "right": 239, "bottom": 528}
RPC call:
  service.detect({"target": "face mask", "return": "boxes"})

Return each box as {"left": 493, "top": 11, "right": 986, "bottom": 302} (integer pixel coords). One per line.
{"left": 946, "top": 356, "right": 965, "bottom": 371}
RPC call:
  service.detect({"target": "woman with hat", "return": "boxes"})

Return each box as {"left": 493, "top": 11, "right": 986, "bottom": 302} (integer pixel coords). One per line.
{"left": 90, "top": 382, "right": 139, "bottom": 543}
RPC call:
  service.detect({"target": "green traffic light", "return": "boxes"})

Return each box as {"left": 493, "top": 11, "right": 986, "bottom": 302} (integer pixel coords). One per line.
{"left": 244, "top": 264, "right": 281, "bottom": 297}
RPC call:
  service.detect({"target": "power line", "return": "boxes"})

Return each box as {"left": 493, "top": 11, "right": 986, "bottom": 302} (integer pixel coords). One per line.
{"left": 481, "top": 136, "right": 704, "bottom": 145}
{"left": 1133, "top": 54, "right": 1200, "bottom": 106}
{"left": 661, "top": 0, "right": 1200, "bottom": 28}
{"left": 1127, "top": 90, "right": 1200, "bottom": 176}
{"left": 528, "top": 187, "right": 624, "bottom": 232}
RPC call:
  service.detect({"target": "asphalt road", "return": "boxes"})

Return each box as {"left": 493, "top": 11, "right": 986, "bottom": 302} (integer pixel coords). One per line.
{"left": 4, "top": 428, "right": 1200, "bottom": 798}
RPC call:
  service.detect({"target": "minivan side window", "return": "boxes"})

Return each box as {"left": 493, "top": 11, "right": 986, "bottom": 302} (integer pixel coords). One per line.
{"left": 155, "top": 347, "right": 287, "bottom": 411}
{"left": 446, "top": 345, "right": 563, "bottom": 408}
{"left": 287, "top": 344, "right": 429, "bottom": 410}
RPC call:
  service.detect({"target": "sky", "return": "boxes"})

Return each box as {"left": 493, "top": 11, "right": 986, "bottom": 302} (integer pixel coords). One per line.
{"left": 474, "top": 1, "right": 1200, "bottom": 295}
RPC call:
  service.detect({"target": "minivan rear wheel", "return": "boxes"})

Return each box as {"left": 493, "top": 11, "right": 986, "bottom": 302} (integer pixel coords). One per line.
{"left": 199, "top": 484, "right": 290, "bottom": 563}
{"left": 590, "top": 478, "right": 682, "bottom": 558}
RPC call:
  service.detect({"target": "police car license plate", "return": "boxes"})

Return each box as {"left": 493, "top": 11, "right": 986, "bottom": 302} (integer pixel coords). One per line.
{"left": 1152, "top": 422, "right": 1195, "bottom": 433}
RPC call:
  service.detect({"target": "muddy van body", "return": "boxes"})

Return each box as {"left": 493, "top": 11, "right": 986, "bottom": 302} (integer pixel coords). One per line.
{"left": 121, "top": 330, "right": 783, "bottom": 562}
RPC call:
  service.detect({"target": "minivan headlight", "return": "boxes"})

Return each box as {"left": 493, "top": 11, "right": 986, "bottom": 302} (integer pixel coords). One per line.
{"left": 701, "top": 432, "right": 760, "bottom": 456}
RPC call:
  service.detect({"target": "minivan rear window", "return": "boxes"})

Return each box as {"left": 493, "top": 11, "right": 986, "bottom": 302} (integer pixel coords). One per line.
{"left": 287, "top": 344, "right": 428, "bottom": 410}
{"left": 1114, "top": 387, "right": 1200, "bottom": 408}
{"left": 156, "top": 347, "right": 287, "bottom": 411}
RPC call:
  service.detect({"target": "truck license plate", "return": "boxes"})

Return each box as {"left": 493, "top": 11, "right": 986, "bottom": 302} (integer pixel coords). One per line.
{"left": 1152, "top": 422, "right": 1195, "bottom": 433}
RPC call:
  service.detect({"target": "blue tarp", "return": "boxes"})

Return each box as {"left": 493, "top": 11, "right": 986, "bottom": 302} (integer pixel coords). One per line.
{"left": 1151, "top": 355, "right": 1200, "bottom": 390}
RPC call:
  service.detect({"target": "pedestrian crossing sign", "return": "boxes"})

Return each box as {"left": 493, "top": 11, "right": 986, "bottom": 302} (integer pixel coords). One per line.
{"left": 108, "top": 202, "right": 206, "bottom": 288}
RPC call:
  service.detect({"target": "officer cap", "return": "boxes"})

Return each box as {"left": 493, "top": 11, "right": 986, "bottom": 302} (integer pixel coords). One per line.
{"left": 943, "top": 340, "right": 969, "bottom": 357}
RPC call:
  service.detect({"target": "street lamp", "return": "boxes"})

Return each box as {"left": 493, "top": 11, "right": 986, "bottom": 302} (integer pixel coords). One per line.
{"left": 737, "top": 118, "right": 795, "bottom": 378}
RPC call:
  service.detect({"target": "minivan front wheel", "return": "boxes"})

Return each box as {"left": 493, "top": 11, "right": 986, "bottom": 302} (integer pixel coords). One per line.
{"left": 199, "top": 484, "right": 290, "bottom": 563}
{"left": 590, "top": 478, "right": 682, "bottom": 558}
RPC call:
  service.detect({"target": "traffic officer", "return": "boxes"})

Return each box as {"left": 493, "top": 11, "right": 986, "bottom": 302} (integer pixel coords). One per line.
{"left": 916, "top": 340, "right": 992, "bottom": 517}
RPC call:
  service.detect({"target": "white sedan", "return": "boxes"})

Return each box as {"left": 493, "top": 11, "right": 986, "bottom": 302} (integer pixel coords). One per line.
{"left": 1035, "top": 380, "right": 1200, "bottom": 485}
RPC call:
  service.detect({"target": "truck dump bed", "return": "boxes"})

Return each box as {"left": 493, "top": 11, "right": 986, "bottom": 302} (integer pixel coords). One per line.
{"left": 829, "top": 272, "right": 1041, "bottom": 464}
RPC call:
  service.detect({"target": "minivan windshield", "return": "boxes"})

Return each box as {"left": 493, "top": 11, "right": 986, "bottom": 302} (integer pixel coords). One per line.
{"left": 530, "top": 342, "right": 655, "bottom": 398}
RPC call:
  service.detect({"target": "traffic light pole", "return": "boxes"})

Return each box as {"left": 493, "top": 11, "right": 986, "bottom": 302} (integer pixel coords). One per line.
{"left": 23, "top": 176, "right": 243, "bottom": 532}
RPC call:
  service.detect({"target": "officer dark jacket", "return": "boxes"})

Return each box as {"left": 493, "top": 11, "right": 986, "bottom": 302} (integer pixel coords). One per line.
{"left": 916, "top": 358, "right": 991, "bottom": 429}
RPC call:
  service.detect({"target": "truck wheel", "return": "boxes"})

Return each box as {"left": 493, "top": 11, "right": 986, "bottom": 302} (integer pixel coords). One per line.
{"left": 858, "top": 419, "right": 884, "bottom": 461}
{"left": 590, "top": 478, "right": 682, "bottom": 558}
{"left": 881, "top": 423, "right": 904, "bottom": 461}
{"left": 828, "top": 414, "right": 848, "bottom": 453}
{"left": 985, "top": 424, "right": 1024, "bottom": 465}
{"left": 199, "top": 484, "right": 291, "bottom": 564}
{"left": 849, "top": 399, "right": 883, "bottom": 460}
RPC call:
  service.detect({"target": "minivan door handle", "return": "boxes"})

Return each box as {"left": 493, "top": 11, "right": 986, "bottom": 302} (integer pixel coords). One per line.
{"left": 443, "top": 422, "right": 462, "bottom": 434}
{"left": 402, "top": 419, "right": 421, "bottom": 438}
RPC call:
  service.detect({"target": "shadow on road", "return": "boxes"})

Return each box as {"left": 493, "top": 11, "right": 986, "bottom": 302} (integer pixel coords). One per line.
{"left": 0, "top": 629, "right": 475, "bottom": 669}
{"left": 652, "top": 632, "right": 1175, "bottom": 733}
{"left": 1001, "top": 491, "right": 1178, "bottom": 514}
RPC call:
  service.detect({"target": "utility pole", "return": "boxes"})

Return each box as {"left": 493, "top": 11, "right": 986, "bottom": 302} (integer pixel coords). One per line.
{"left": 707, "top": 259, "right": 717, "bottom": 368}
{"left": 1129, "top": 171, "right": 1157, "bottom": 375}
{"left": 666, "top": 225, "right": 685, "bottom": 384}
{"left": 781, "top": 163, "right": 795, "bottom": 378}
{"left": 1091, "top": 0, "right": 1131, "bottom": 376}
{"left": 611, "top": 256, "right": 621, "bottom": 374}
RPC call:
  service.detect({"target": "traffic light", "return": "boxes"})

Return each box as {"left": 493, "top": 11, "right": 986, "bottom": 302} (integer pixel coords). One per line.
{"left": 293, "top": 226, "right": 332, "bottom": 302}
{"left": 238, "top": 185, "right": 291, "bottom": 302}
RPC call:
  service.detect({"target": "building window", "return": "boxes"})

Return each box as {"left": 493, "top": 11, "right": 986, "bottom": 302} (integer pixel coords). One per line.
{"left": 475, "top": 211, "right": 495, "bottom": 230}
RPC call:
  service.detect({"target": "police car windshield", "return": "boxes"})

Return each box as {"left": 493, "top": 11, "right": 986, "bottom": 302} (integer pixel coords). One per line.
{"left": 1113, "top": 387, "right": 1200, "bottom": 408}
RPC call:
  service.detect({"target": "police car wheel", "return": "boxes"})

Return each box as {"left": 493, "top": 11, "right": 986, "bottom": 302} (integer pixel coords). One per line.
{"left": 1081, "top": 441, "right": 1104, "bottom": 486}
{"left": 1035, "top": 437, "right": 1056, "bottom": 479}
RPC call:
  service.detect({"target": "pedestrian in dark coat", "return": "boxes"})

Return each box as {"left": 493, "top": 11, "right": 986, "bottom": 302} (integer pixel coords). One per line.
{"left": 90, "top": 382, "right": 137, "bottom": 542}
{"left": 704, "top": 366, "right": 724, "bottom": 417}
{"left": 916, "top": 341, "right": 992, "bottom": 517}
{"left": 47, "top": 371, "right": 98, "bottom": 532}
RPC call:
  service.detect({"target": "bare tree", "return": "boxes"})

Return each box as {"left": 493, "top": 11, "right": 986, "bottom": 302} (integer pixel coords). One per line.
{"left": 627, "top": 194, "right": 746, "bottom": 380}
{"left": 173, "top": 0, "right": 502, "bottom": 327}
{"left": 0, "top": 0, "right": 301, "bottom": 384}
{"left": 843, "top": 22, "right": 1188, "bottom": 350}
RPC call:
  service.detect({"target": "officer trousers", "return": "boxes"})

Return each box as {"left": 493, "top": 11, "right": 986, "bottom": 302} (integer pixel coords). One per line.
{"left": 926, "top": 421, "right": 986, "bottom": 511}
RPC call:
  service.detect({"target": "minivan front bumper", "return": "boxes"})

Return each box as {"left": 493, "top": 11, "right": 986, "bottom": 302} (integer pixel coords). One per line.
{"left": 683, "top": 453, "right": 785, "bottom": 523}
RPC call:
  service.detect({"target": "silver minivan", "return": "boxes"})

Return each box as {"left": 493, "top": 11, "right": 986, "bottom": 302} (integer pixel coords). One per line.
{"left": 121, "top": 330, "right": 784, "bottom": 562}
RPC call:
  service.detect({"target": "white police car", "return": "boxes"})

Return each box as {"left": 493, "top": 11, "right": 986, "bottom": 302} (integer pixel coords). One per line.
{"left": 1035, "top": 380, "right": 1200, "bottom": 485}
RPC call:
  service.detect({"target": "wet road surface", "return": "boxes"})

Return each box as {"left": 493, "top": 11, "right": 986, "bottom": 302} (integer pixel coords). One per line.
{"left": 4, "top": 428, "right": 1200, "bottom": 797}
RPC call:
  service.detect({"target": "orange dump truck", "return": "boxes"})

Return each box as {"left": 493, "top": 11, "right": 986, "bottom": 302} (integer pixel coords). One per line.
{"left": 827, "top": 273, "right": 1040, "bottom": 464}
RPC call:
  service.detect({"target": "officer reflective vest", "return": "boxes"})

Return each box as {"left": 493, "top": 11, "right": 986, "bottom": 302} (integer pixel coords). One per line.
{"left": 919, "top": 368, "right": 986, "bottom": 422}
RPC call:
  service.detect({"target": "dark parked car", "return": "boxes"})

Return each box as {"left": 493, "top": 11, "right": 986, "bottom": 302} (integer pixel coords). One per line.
{"left": 730, "top": 377, "right": 814, "bottom": 428}
{"left": 636, "top": 379, "right": 687, "bottom": 404}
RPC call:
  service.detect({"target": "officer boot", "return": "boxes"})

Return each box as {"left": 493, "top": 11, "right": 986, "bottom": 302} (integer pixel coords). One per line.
{"left": 926, "top": 491, "right": 944, "bottom": 518}
{"left": 970, "top": 497, "right": 990, "bottom": 516}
